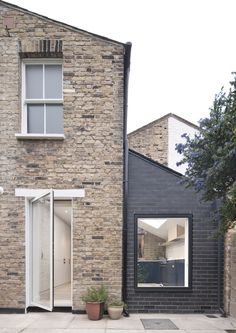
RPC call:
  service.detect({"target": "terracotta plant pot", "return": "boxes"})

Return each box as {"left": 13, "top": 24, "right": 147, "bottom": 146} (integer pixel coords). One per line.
{"left": 85, "top": 302, "right": 104, "bottom": 320}
{"left": 108, "top": 306, "right": 123, "bottom": 320}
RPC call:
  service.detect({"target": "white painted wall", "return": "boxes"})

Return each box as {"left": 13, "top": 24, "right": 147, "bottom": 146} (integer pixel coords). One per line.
{"left": 165, "top": 241, "right": 185, "bottom": 260}
{"left": 168, "top": 116, "right": 198, "bottom": 174}
{"left": 33, "top": 204, "right": 71, "bottom": 297}
{"left": 54, "top": 214, "right": 71, "bottom": 287}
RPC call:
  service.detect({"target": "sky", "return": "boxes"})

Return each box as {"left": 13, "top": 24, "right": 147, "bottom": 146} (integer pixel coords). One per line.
{"left": 6, "top": 0, "right": 236, "bottom": 132}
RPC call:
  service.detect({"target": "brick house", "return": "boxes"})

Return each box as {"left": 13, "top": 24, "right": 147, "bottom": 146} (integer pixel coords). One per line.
{"left": 0, "top": 0, "right": 131, "bottom": 312}
{"left": 125, "top": 150, "right": 223, "bottom": 313}
{"left": 0, "top": 0, "right": 224, "bottom": 315}
{"left": 128, "top": 113, "right": 199, "bottom": 174}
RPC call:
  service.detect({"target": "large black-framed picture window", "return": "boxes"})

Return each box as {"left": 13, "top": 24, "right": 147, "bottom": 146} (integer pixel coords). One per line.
{"left": 135, "top": 214, "right": 192, "bottom": 290}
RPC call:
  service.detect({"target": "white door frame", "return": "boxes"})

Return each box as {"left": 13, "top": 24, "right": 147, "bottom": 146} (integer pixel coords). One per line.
{"left": 16, "top": 188, "right": 85, "bottom": 311}
{"left": 30, "top": 190, "right": 54, "bottom": 311}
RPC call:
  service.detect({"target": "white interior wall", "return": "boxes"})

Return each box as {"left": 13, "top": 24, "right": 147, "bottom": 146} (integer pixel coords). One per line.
{"left": 165, "top": 241, "right": 185, "bottom": 260}
{"left": 54, "top": 213, "right": 71, "bottom": 287}
{"left": 34, "top": 204, "right": 71, "bottom": 294}
{"left": 168, "top": 117, "right": 198, "bottom": 174}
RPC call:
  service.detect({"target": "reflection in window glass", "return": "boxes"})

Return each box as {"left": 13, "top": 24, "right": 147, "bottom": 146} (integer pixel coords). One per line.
{"left": 46, "top": 104, "right": 63, "bottom": 134}
{"left": 137, "top": 217, "right": 189, "bottom": 288}
{"left": 26, "top": 65, "right": 43, "bottom": 99}
{"left": 27, "top": 104, "right": 44, "bottom": 133}
{"left": 45, "top": 65, "right": 62, "bottom": 99}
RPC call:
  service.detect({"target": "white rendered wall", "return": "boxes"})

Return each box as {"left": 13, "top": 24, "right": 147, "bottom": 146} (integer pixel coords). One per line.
{"left": 168, "top": 117, "right": 198, "bottom": 174}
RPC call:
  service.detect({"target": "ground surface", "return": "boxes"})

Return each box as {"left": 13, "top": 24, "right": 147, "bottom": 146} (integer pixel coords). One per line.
{"left": 0, "top": 312, "right": 236, "bottom": 332}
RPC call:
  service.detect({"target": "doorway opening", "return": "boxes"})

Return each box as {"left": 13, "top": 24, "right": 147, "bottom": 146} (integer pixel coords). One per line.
{"left": 54, "top": 200, "right": 72, "bottom": 307}
{"left": 27, "top": 191, "right": 72, "bottom": 311}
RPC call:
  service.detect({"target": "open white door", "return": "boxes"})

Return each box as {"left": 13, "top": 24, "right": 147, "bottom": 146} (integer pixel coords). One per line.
{"left": 30, "top": 190, "right": 54, "bottom": 311}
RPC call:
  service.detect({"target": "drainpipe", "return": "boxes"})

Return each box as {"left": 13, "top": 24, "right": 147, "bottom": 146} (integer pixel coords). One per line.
{"left": 122, "top": 42, "right": 132, "bottom": 308}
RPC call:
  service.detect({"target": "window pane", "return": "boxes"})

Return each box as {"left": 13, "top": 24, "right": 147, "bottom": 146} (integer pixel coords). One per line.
{"left": 46, "top": 104, "right": 63, "bottom": 134}
{"left": 45, "top": 65, "right": 62, "bottom": 99}
{"left": 137, "top": 217, "right": 188, "bottom": 288}
{"left": 27, "top": 104, "right": 44, "bottom": 133}
{"left": 26, "top": 65, "right": 43, "bottom": 99}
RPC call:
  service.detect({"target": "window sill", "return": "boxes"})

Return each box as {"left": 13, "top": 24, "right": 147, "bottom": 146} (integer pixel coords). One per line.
{"left": 134, "top": 286, "right": 192, "bottom": 292}
{"left": 15, "top": 133, "right": 65, "bottom": 140}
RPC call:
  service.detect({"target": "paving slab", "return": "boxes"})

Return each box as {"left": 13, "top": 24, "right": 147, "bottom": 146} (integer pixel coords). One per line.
{"left": 68, "top": 316, "right": 107, "bottom": 329}
{"left": 0, "top": 312, "right": 235, "bottom": 332}
{"left": 24, "top": 328, "right": 105, "bottom": 333}
{"left": 144, "top": 331, "right": 186, "bottom": 333}
{"left": 209, "top": 317, "right": 236, "bottom": 330}
{"left": 26, "top": 315, "right": 74, "bottom": 329}
{"left": 106, "top": 330, "right": 145, "bottom": 333}
{"left": 171, "top": 317, "right": 221, "bottom": 330}
{"left": 0, "top": 314, "right": 37, "bottom": 330}
{"left": 0, "top": 329, "right": 22, "bottom": 333}
{"left": 106, "top": 317, "right": 144, "bottom": 330}
{"left": 186, "top": 330, "right": 227, "bottom": 333}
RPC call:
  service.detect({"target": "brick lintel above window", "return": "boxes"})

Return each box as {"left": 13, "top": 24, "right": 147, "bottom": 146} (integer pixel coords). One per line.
{"left": 19, "top": 39, "right": 63, "bottom": 58}
{"left": 20, "top": 52, "right": 63, "bottom": 59}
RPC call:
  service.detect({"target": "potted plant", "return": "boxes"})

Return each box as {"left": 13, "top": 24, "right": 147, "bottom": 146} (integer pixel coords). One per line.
{"left": 108, "top": 299, "right": 127, "bottom": 320}
{"left": 82, "top": 285, "right": 108, "bottom": 320}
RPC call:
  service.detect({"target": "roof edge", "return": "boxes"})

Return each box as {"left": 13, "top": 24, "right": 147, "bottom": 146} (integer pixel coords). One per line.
{"left": 170, "top": 113, "right": 199, "bottom": 130}
{"left": 0, "top": 0, "right": 126, "bottom": 47}
{"left": 128, "top": 113, "right": 199, "bottom": 137}
{"left": 129, "top": 149, "right": 183, "bottom": 178}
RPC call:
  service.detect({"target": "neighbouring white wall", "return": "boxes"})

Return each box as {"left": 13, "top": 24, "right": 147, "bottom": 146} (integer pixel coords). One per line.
{"left": 168, "top": 116, "right": 198, "bottom": 174}
{"left": 54, "top": 214, "right": 71, "bottom": 287}
{"left": 166, "top": 241, "right": 185, "bottom": 260}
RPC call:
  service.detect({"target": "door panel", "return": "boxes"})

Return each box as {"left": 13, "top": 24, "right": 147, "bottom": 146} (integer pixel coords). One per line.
{"left": 30, "top": 190, "right": 54, "bottom": 311}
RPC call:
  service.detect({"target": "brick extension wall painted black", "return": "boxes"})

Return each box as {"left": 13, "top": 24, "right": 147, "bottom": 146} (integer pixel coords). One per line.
{"left": 126, "top": 150, "right": 223, "bottom": 313}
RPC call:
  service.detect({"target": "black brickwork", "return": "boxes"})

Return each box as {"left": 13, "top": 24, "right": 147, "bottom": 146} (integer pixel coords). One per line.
{"left": 126, "top": 151, "right": 223, "bottom": 313}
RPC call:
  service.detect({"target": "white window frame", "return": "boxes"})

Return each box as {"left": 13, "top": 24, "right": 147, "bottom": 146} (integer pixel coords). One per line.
{"left": 16, "top": 59, "right": 64, "bottom": 139}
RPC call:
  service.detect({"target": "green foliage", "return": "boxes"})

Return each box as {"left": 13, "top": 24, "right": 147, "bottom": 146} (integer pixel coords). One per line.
{"left": 108, "top": 299, "right": 127, "bottom": 309}
{"left": 81, "top": 285, "right": 108, "bottom": 303}
{"left": 176, "top": 76, "right": 236, "bottom": 233}
{"left": 220, "top": 182, "right": 236, "bottom": 232}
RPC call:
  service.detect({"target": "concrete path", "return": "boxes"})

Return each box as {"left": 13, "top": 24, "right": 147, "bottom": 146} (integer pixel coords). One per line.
{"left": 0, "top": 312, "right": 236, "bottom": 332}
